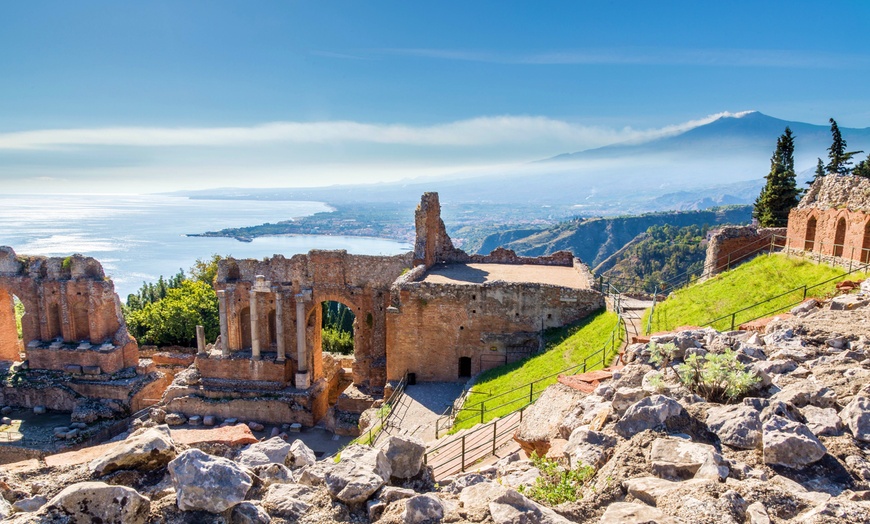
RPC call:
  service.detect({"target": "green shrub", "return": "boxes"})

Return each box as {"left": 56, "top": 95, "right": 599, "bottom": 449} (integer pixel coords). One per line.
{"left": 322, "top": 327, "right": 354, "bottom": 354}
{"left": 676, "top": 349, "right": 759, "bottom": 403}
{"left": 518, "top": 453, "right": 594, "bottom": 505}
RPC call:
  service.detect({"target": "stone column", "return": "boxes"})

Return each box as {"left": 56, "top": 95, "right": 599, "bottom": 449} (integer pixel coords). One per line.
{"left": 196, "top": 325, "right": 206, "bottom": 356}
{"left": 295, "top": 293, "right": 310, "bottom": 388}
{"left": 217, "top": 290, "right": 229, "bottom": 357}
{"left": 250, "top": 289, "right": 260, "bottom": 360}
{"left": 275, "top": 292, "right": 285, "bottom": 362}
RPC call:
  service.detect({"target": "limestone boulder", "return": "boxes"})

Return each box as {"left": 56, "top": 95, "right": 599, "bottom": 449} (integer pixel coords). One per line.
{"left": 706, "top": 404, "right": 762, "bottom": 449}
{"left": 623, "top": 477, "right": 715, "bottom": 507}
{"left": 11, "top": 495, "right": 46, "bottom": 513}
{"left": 297, "top": 462, "right": 331, "bottom": 486}
{"left": 599, "top": 502, "right": 681, "bottom": 523}
{"left": 513, "top": 383, "right": 587, "bottom": 456}
{"left": 563, "top": 427, "right": 616, "bottom": 470}
{"left": 262, "top": 483, "right": 317, "bottom": 520}
{"left": 488, "top": 488, "right": 572, "bottom": 524}
{"left": 840, "top": 395, "right": 870, "bottom": 442}
{"left": 251, "top": 463, "right": 294, "bottom": 487}
{"left": 168, "top": 448, "right": 253, "bottom": 513}
{"left": 0, "top": 497, "right": 10, "bottom": 520}
{"left": 801, "top": 405, "right": 843, "bottom": 437}
{"left": 762, "top": 416, "right": 826, "bottom": 468}
{"left": 650, "top": 437, "right": 726, "bottom": 480}
{"left": 325, "top": 458, "right": 387, "bottom": 504}
{"left": 458, "top": 481, "right": 507, "bottom": 521}
{"left": 89, "top": 424, "right": 177, "bottom": 476}
{"left": 45, "top": 481, "right": 150, "bottom": 524}
{"left": 289, "top": 439, "right": 316, "bottom": 468}
{"left": 614, "top": 395, "right": 686, "bottom": 439}
{"left": 237, "top": 436, "right": 294, "bottom": 468}
{"left": 231, "top": 502, "right": 271, "bottom": 524}
{"left": 379, "top": 435, "right": 426, "bottom": 479}
{"left": 402, "top": 494, "right": 444, "bottom": 524}
{"left": 612, "top": 387, "right": 649, "bottom": 414}
{"left": 557, "top": 395, "right": 609, "bottom": 438}
{"left": 771, "top": 381, "right": 838, "bottom": 409}
{"left": 339, "top": 444, "right": 392, "bottom": 480}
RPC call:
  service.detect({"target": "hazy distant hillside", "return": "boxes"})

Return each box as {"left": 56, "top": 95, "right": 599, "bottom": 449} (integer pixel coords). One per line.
{"left": 474, "top": 206, "right": 753, "bottom": 267}
{"left": 174, "top": 112, "right": 869, "bottom": 216}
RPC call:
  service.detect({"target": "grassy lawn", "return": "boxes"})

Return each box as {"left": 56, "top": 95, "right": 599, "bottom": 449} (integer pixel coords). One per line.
{"left": 450, "top": 309, "right": 623, "bottom": 432}
{"left": 644, "top": 253, "right": 869, "bottom": 333}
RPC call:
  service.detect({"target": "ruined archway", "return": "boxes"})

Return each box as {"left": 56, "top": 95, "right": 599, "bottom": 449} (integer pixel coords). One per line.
{"left": 804, "top": 216, "right": 817, "bottom": 251}
{"left": 239, "top": 306, "right": 252, "bottom": 349}
{"left": 833, "top": 217, "right": 847, "bottom": 257}
{"left": 863, "top": 220, "right": 870, "bottom": 263}
{"left": 321, "top": 301, "right": 355, "bottom": 355}
{"left": 0, "top": 289, "right": 23, "bottom": 362}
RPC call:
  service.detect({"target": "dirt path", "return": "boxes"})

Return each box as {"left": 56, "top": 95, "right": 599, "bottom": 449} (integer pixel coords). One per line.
{"left": 620, "top": 297, "right": 654, "bottom": 343}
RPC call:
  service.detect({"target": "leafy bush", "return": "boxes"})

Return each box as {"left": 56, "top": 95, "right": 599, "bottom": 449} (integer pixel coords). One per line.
{"left": 518, "top": 453, "right": 594, "bottom": 505}
{"left": 648, "top": 341, "right": 678, "bottom": 368}
{"left": 676, "top": 349, "right": 759, "bottom": 403}
{"left": 13, "top": 297, "right": 24, "bottom": 339}
{"left": 126, "top": 280, "right": 219, "bottom": 347}
{"left": 322, "top": 327, "right": 353, "bottom": 354}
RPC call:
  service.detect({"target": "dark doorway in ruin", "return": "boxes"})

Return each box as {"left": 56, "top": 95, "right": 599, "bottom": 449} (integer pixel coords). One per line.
{"left": 458, "top": 356, "right": 472, "bottom": 378}
{"left": 239, "top": 306, "right": 252, "bottom": 348}
{"left": 321, "top": 301, "right": 354, "bottom": 355}
{"left": 834, "top": 218, "right": 846, "bottom": 257}
{"left": 71, "top": 300, "right": 89, "bottom": 341}
{"left": 47, "top": 302, "right": 62, "bottom": 340}
{"left": 804, "top": 216, "right": 817, "bottom": 251}
{"left": 863, "top": 221, "right": 870, "bottom": 263}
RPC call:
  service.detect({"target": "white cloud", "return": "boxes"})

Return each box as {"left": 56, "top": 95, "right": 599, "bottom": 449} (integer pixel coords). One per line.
{"left": 0, "top": 112, "right": 752, "bottom": 151}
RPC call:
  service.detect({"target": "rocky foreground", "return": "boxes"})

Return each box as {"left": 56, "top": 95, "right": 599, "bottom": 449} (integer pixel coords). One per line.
{"left": 3, "top": 298, "right": 870, "bottom": 523}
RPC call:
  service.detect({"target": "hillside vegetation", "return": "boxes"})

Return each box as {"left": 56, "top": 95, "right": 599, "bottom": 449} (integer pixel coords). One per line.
{"left": 599, "top": 224, "right": 709, "bottom": 293}
{"left": 474, "top": 206, "right": 751, "bottom": 267}
{"left": 450, "top": 309, "right": 622, "bottom": 432}
{"left": 644, "top": 253, "right": 869, "bottom": 333}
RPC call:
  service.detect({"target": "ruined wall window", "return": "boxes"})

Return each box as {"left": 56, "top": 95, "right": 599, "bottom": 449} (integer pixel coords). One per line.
{"left": 239, "top": 306, "right": 252, "bottom": 348}
{"left": 48, "top": 302, "right": 62, "bottom": 340}
{"left": 804, "top": 216, "right": 817, "bottom": 252}
{"left": 0, "top": 290, "right": 22, "bottom": 360}
{"left": 321, "top": 301, "right": 354, "bottom": 355}
{"left": 863, "top": 221, "right": 870, "bottom": 263}
{"left": 833, "top": 218, "right": 846, "bottom": 257}
{"left": 458, "top": 356, "right": 472, "bottom": 378}
{"left": 71, "top": 301, "right": 89, "bottom": 341}
{"left": 268, "top": 309, "right": 277, "bottom": 346}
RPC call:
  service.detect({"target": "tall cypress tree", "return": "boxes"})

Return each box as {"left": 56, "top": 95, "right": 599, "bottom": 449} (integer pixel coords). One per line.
{"left": 854, "top": 153, "right": 870, "bottom": 179}
{"left": 753, "top": 127, "right": 801, "bottom": 227}
{"left": 826, "top": 118, "right": 863, "bottom": 175}
{"left": 807, "top": 157, "right": 825, "bottom": 186}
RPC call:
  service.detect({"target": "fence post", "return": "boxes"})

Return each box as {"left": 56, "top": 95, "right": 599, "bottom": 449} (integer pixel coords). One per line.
{"left": 730, "top": 312, "right": 736, "bottom": 331}
{"left": 435, "top": 419, "right": 439, "bottom": 440}
{"left": 492, "top": 420, "right": 497, "bottom": 455}
{"left": 802, "top": 286, "right": 807, "bottom": 301}
{"left": 480, "top": 404, "right": 485, "bottom": 424}
{"left": 727, "top": 253, "right": 731, "bottom": 271}
{"left": 529, "top": 383, "right": 534, "bottom": 404}
{"left": 461, "top": 435, "right": 466, "bottom": 472}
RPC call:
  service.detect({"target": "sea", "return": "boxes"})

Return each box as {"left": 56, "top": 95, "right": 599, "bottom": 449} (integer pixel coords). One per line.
{"left": 0, "top": 194, "right": 412, "bottom": 300}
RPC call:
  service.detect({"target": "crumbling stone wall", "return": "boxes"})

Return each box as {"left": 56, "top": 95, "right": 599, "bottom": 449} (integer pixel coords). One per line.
{"left": 0, "top": 246, "right": 137, "bottom": 373}
{"left": 786, "top": 176, "right": 870, "bottom": 263}
{"left": 386, "top": 279, "right": 604, "bottom": 382}
{"left": 703, "top": 226, "right": 786, "bottom": 278}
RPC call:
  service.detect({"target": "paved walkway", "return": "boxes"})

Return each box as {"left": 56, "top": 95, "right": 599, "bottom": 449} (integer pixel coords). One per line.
{"left": 379, "top": 381, "right": 466, "bottom": 445}
{"left": 621, "top": 297, "right": 654, "bottom": 343}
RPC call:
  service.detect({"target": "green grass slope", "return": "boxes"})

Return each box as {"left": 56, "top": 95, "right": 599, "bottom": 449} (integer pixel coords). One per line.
{"left": 644, "top": 253, "right": 869, "bottom": 333}
{"left": 450, "top": 309, "right": 623, "bottom": 432}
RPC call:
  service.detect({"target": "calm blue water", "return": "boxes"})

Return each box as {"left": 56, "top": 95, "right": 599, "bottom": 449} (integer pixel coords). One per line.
{"left": 0, "top": 194, "right": 412, "bottom": 299}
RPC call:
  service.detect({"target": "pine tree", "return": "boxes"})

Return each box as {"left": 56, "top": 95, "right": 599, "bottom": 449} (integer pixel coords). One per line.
{"left": 854, "top": 153, "right": 870, "bottom": 179}
{"left": 753, "top": 127, "right": 801, "bottom": 227}
{"left": 826, "top": 118, "right": 863, "bottom": 175}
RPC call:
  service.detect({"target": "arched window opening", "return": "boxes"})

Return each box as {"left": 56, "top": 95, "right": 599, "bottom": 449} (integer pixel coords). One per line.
{"left": 804, "top": 216, "right": 817, "bottom": 252}
{"left": 862, "top": 221, "right": 870, "bottom": 263}
{"left": 458, "top": 356, "right": 472, "bottom": 378}
{"left": 268, "top": 309, "right": 277, "bottom": 346}
{"left": 833, "top": 218, "right": 847, "bottom": 257}
{"left": 48, "top": 302, "right": 62, "bottom": 340}
{"left": 71, "top": 300, "right": 89, "bottom": 341}
{"left": 321, "top": 301, "right": 355, "bottom": 355}
{"left": 239, "top": 306, "right": 252, "bottom": 349}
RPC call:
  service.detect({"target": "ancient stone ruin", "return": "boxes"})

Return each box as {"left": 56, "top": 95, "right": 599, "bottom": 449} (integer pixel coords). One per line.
{"left": 0, "top": 247, "right": 166, "bottom": 420}
{"left": 160, "top": 192, "right": 603, "bottom": 433}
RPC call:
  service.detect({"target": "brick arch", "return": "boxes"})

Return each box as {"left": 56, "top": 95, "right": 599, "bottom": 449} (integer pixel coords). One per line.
{"left": 862, "top": 218, "right": 870, "bottom": 263}
{"left": 833, "top": 215, "right": 848, "bottom": 257}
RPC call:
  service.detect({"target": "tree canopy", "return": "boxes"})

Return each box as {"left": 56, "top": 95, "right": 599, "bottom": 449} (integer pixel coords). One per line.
{"left": 826, "top": 118, "right": 863, "bottom": 175}
{"left": 753, "top": 127, "right": 800, "bottom": 227}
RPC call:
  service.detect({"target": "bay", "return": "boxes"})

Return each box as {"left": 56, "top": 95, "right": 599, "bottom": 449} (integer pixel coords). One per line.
{"left": 0, "top": 194, "right": 412, "bottom": 299}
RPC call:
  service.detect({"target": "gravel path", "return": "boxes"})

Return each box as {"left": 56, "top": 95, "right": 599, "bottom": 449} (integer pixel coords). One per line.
{"left": 379, "top": 381, "right": 466, "bottom": 445}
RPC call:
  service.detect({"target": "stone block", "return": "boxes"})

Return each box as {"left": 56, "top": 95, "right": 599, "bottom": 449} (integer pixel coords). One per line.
{"left": 64, "top": 365, "right": 83, "bottom": 375}
{"left": 82, "top": 365, "right": 101, "bottom": 375}
{"left": 203, "top": 415, "right": 216, "bottom": 426}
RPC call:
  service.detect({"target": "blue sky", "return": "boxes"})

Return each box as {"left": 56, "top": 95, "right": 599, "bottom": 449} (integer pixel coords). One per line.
{"left": 1, "top": 1, "right": 869, "bottom": 192}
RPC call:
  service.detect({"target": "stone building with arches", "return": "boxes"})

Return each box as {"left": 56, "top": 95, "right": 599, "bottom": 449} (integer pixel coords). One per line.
{"left": 163, "top": 192, "right": 603, "bottom": 430}
{"left": 786, "top": 175, "right": 870, "bottom": 263}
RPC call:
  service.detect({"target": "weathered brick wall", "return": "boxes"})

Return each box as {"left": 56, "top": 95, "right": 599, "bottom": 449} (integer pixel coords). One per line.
{"left": 196, "top": 354, "right": 294, "bottom": 383}
{"left": 386, "top": 281, "right": 604, "bottom": 382}
{"left": 785, "top": 176, "right": 870, "bottom": 263}
{"left": 703, "top": 226, "right": 786, "bottom": 278}
{"left": 0, "top": 246, "right": 137, "bottom": 372}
